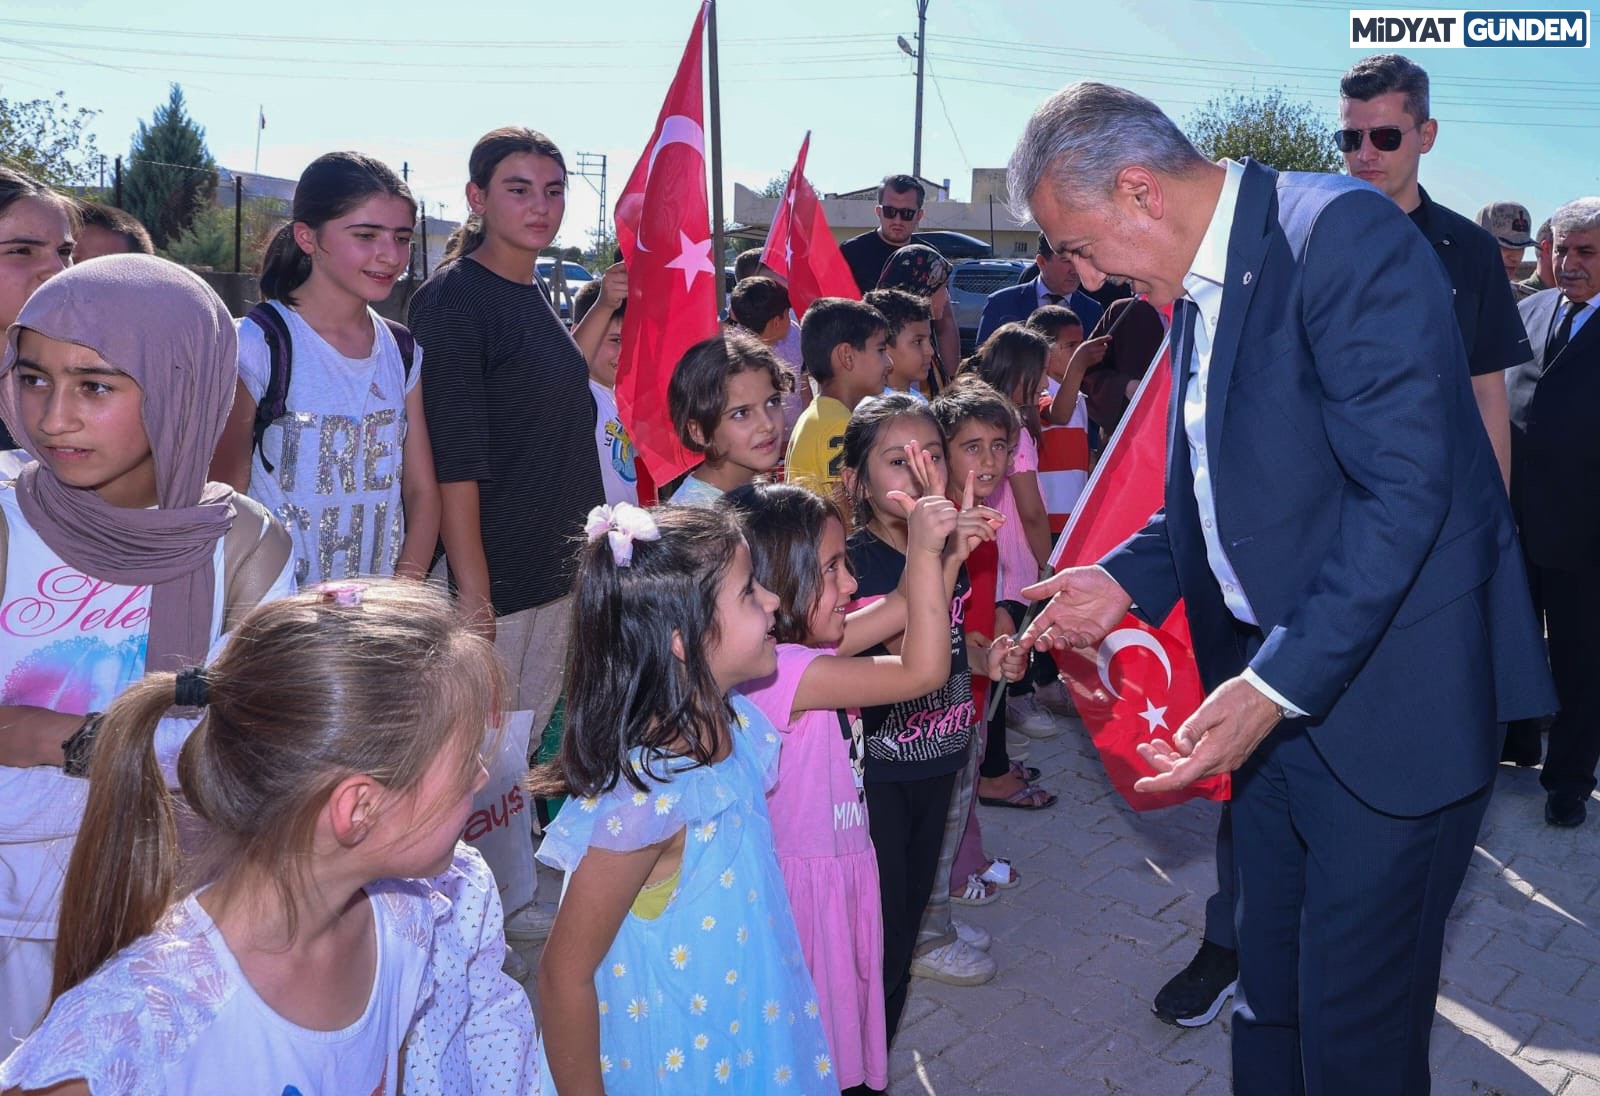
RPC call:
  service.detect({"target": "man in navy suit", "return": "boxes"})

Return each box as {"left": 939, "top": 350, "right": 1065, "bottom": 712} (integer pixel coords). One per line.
{"left": 1508, "top": 196, "right": 1600, "bottom": 828}
{"left": 1010, "top": 83, "right": 1554, "bottom": 1094}
{"left": 975, "top": 231, "right": 1104, "bottom": 345}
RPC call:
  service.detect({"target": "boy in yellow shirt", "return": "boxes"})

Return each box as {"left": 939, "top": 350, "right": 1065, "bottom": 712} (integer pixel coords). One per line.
{"left": 785, "top": 298, "right": 892, "bottom": 498}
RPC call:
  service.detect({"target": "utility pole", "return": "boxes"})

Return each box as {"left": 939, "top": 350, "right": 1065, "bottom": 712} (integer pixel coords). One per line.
{"left": 913, "top": 1, "right": 929, "bottom": 179}
{"left": 401, "top": 162, "right": 416, "bottom": 281}
{"left": 234, "top": 176, "right": 243, "bottom": 273}
{"left": 113, "top": 155, "right": 122, "bottom": 208}
{"left": 898, "top": 0, "right": 930, "bottom": 181}
{"left": 573, "top": 152, "right": 609, "bottom": 261}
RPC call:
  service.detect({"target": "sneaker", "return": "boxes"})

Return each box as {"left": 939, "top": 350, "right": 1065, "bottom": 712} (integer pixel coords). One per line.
{"left": 1153, "top": 940, "right": 1238, "bottom": 1027}
{"left": 504, "top": 901, "right": 558, "bottom": 943}
{"left": 954, "top": 919, "right": 992, "bottom": 952}
{"left": 1008, "top": 695, "right": 1062, "bottom": 739}
{"left": 501, "top": 946, "right": 531, "bottom": 983}
{"left": 911, "top": 938, "right": 997, "bottom": 986}
{"left": 1034, "top": 679, "right": 1078, "bottom": 717}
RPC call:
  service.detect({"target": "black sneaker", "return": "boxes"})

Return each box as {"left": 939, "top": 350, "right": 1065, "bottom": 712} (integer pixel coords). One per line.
{"left": 1545, "top": 791, "right": 1588, "bottom": 828}
{"left": 1153, "top": 940, "right": 1238, "bottom": 1027}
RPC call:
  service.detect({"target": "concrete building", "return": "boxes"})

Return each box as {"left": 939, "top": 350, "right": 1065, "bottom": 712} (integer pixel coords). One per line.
{"left": 732, "top": 167, "right": 1042, "bottom": 259}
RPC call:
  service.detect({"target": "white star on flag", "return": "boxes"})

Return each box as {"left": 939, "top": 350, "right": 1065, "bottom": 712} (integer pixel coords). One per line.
{"left": 664, "top": 230, "right": 715, "bottom": 292}
{"left": 1138, "top": 699, "right": 1168, "bottom": 735}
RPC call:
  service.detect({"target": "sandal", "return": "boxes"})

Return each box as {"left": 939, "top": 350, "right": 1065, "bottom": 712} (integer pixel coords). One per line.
{"left": 979, "top": 782, "right": 1058, "bottom": 811}
{"left": 979, "top": 857, "right": 1022, "bottom": 890}
{"left": 950, "top": 872, "right": 1000, "bottom": 906}
{"left": 1009, "top": 760, "right": 1042, "bottom": 783}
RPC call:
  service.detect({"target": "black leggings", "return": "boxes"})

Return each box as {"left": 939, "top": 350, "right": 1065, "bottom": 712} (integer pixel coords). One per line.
{"left": 866, "top": 770, "right": 957, "bottom": 1043}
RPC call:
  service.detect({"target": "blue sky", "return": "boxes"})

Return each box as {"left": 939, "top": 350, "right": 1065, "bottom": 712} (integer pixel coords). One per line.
{"left": 3, "top": 0, "right": 1596, "bottom": 249}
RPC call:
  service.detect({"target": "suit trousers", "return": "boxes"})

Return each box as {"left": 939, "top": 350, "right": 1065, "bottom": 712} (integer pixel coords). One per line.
{"left": 1230, "top": 722, "right": 1490, "bottom": 1096}
{"left": 1527, "top": 563, "right": 1600, "bottom": 798}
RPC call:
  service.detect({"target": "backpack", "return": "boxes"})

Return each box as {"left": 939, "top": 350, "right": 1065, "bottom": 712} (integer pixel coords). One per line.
{"left": 244, "top": 302, "right": 417, "bottom": 474}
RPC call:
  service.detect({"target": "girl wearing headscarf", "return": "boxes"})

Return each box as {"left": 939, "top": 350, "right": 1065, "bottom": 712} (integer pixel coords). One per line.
{"left": 0, "top": 254, "right": 294, "bottom": 1036}
{"left": 876, "top": 243, "right": 957, "bottom": 396}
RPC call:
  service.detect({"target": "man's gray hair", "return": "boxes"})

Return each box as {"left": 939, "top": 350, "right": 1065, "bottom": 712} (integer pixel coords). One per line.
{"left": 1550, "top": 197, "right": 1600, "bottom": 239}
{"left": 1007, "top": 82, "right": 1207, "bottom": 224}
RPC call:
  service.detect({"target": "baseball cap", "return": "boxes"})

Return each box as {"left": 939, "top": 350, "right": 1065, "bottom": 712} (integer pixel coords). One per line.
{"left": 1476, "top": 201, "right": 1535, "bottom": 249}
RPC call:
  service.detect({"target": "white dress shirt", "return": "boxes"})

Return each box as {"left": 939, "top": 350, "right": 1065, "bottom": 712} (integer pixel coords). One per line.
{"left": 1180, "top": 160, "right": 1305, "bottom": 716}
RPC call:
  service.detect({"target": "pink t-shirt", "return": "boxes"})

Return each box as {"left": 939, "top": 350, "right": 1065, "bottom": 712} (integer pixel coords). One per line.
{"left": 741, "top": 644, "right": 869, "bottom": 857}
{"left": 995, "top": 429, "right": 1043, "bottom": 605}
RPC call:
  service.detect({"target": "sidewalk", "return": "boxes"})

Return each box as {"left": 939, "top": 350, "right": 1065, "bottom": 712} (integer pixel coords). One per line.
{"left": 887, "top": 720, "right": 1600, "bottom": 1095}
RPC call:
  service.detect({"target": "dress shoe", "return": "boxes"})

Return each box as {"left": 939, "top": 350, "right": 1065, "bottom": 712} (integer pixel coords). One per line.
{"left": 1545, "top": 791, "right": 1588, "bottom": 828}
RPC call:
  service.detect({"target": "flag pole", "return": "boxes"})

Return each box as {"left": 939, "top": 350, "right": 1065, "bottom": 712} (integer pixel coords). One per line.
{"left": 706, "top": 0, "right": 726, "bottom": 315}
{"left": 253, "top": 105, "right": 263, "bottom": 175}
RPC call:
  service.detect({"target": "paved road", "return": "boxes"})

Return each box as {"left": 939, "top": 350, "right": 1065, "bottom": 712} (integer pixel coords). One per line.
{"left": 514, "top": 717, "right": 1600, "bottom": 1094}
{"left": 887, "top": 719, "right": 1600, "bottom": 1095}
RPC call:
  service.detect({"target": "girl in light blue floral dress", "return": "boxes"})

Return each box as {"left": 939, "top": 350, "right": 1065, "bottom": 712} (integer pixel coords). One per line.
{"left": 535, "top": 503, "right": 836, "bottom": 1094}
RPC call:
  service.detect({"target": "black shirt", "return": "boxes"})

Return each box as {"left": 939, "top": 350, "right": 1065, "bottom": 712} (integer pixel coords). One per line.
{"left": 846, "top": 529, "right": 975, "bottom": 782}
{"left": 408, "top": 257, "right": 605, "bottom": 616}
{"left": 838, "top": 231, "right": 902, "bottom": 296}
{"left": 1407, "top": 187, "right": 1532, "bottom": 377}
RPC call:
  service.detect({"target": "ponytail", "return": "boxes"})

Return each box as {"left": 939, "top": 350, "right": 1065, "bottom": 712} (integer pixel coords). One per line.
{"left": 437, "top": 214, "right": 486, "bottom": 269}
{"left": 51, "top": 674, "right": 183, "bottom": 1002}
{"left": 257, "top": 222, "right": 311, "bottom": 303}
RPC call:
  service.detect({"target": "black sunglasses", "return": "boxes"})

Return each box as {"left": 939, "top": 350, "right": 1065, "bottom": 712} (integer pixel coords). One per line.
{"left": 1333, "top": 125, "right": 1411, "bottom": 153}
{"left": 878, "top": 205, "right": 919, "bottom": 222}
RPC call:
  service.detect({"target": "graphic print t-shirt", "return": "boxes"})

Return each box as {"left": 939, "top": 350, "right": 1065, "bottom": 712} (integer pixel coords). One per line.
{"left": 588, "top": 379, "right": 638, "bottom": 507}
{"left": 846, "top": 530, "right": 974, "bottom": 782}
{"left": 238, "top": 303, "right": 420, "bottom": 586}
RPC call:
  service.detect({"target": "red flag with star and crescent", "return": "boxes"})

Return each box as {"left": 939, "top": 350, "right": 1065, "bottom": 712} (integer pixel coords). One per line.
{"left": 759, "top": 133, "right": 860, "bottom": 317}
{"left": 1047, "top": 302, "right": 1229, "bottom": 809}
{"left": 614, "top": 1, "right": 719, "bottom": 489}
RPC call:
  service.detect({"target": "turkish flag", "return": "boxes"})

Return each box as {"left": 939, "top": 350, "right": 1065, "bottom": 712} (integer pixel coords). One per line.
{"left": 614, "top": 1, "right": 719, "bottom": 489}
{"left": 1047, "top": 303, "right": 1229, "bottom": 809}
{"left": 759, "top": 133, "right": 860, "bottom": 318}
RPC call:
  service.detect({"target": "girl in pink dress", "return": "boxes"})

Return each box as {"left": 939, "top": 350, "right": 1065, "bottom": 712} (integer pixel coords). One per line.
{"left": 725, "top": 467, "right": 999, "bottom": 1093}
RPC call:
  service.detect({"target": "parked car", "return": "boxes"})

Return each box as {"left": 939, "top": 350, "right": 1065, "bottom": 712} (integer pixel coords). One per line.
{"left": 948, "top": 259, "right": 1029, "bottom": 354}
{"left": 911, "top": 230, "right": 993, "bottom": 260}
{"left": 536, "top": 259, "right": 594, "bottom": 324}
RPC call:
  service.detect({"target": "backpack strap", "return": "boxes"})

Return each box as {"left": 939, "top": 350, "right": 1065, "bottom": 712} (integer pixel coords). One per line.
{"left": 244, "top": 302, "right": 293, "bottom": 475}
{"left": 381, "top": 317, "right": 417, "bottom": 380}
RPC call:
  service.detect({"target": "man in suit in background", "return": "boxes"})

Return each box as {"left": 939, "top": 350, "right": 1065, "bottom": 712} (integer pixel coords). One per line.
{"left": 1507, "top": 196, "right": 1600, "bottom": 828}
{"left": 1009, "top": 82, "right": 1553, "bottom": 1094}
{"left": 976, "top": 232, "right": 1104, "bottom": 345}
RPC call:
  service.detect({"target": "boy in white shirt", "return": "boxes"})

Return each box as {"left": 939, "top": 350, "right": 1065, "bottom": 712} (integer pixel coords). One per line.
{"left": 574, "top": 280, "right": 638, "bottom": 507}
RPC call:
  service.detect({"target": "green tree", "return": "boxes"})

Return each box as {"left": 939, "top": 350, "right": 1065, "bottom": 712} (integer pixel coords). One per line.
{"left": 124, "top": 84, "right": 218, "bottom": 250}
{"left": 0, "top": 91, "right": 104, "bottom": 187}
{"left": 164, "top": 199, "right": 283, "bottom": 272}
{"left": 585, "top": 224, "right": 618, "bottom": 270}
{"left": 759, "top": 171, "right": 790, "bottom": 199}
{"left": 1185, "top": 88, "right": 1342, "bottom": 175}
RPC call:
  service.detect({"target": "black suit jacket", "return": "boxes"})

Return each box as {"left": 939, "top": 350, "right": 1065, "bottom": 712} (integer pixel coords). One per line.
{"left": 1509, "top": 290, "right": 1600, "bottom": 571}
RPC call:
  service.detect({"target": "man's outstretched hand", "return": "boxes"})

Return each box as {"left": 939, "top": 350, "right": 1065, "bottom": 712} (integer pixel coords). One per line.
{"left": 1133, "top": 677, "right": 1282, "bottom": 793}
{"left": 1018, "top": 565, "right": 1133, "bottom": 652}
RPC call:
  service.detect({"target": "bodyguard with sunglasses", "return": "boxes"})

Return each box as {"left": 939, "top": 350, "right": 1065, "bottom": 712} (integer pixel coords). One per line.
{"left": 840, "top": 173, "right": 930, "bottom": 295}
{"left": 1338, "top": 53, "right": 1531, "bottom": 489}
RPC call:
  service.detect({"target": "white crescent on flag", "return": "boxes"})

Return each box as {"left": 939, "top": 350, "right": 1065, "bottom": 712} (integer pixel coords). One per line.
{"left": 634, "top": 115, "right": 705, "bottom": 255}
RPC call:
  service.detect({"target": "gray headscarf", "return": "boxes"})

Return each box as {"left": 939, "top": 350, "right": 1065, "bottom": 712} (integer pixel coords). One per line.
{"left": 0, "top": 254, "right": 238, "bottom": 673}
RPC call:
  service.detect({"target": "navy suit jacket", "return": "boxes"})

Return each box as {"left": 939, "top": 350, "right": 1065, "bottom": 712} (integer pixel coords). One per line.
{"left": 976, "top": 280, "right": 1104, "bottom": 345}
{"left": 1509, "top": 288, "right": 1600, "bottom": 571}
{"left": 1102, "top": 160, "right": 1554, "bottom": 817}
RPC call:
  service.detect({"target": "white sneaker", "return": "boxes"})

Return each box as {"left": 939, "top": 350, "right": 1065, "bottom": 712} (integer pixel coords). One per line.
{"left": 954, "top": 919, "right": 992, "bottom": 952}
{"left": 1008, "top": 695, "right": 1061, "bottom": 739}
{"left": 1034, "top": 679, "right": 1077, "bottom": 716}
{"left": 501, "top": 946, "right": 531, "bottom": 983}
{"left": 504, "top": 901, "right": 557, "bottom": 943}
{"left": 910, "top": 938, "right": 997, "bottom": 985}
